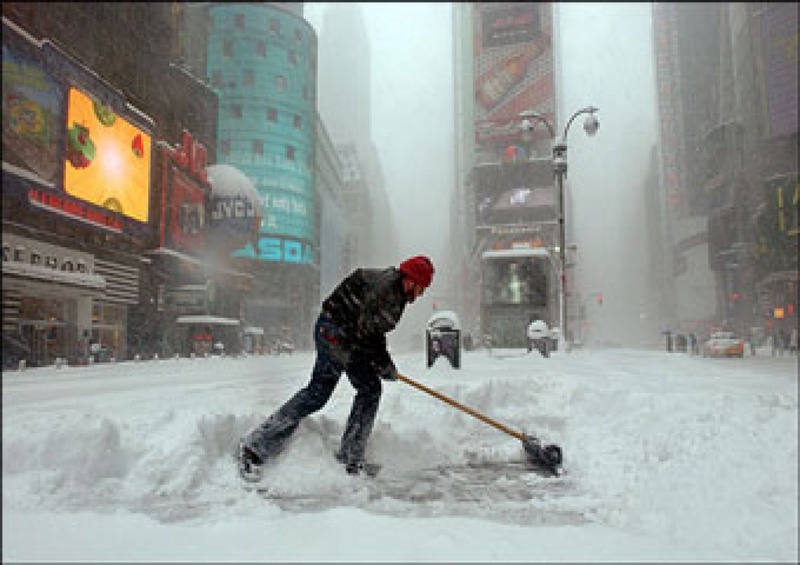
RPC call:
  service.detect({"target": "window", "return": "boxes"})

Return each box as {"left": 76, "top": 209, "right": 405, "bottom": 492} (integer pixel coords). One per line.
{"left": 276, "top": 75, "right": 286, "bottom": 91}
{"left": 256, "top": 40, "right": 266, "bottom": 57}
{"left": 293, "top": 115, "right": 301, "bottom": 130}
{"left": 302, "top": 86, "right": 309, "bottom": 100}
{"left": 269, "top": 18, "right": 280, "bottom": 37}
{"left": 211, "top": 70, "right": 222, "bottom": 88}
{"left": 294, "top": 28, "right": 302, "bottom": 42}
{"left": 288, "top": 51, "right": 297, "bottom": 66}
{"left": 253, "top": 140, "right": 264, "bottom": 156}
{"left": 223, "top": 38, "right": 233, "bottom": 57}
{"left": 243, "top": 70, "right": 254, "bottom": 87}
{"left": 232, "top": 104, "right": 242, "bottom": 119}
{"left": 267, "top": 107, "right": 277, "bottom": 123}
{"left": 221, "top": 140, "right": 230, "bottom": 155}
{"left": 286, "top": 146, "right": 295, "bottom": 161}
{"left": 235, "top": 14, "right": 245, "bottom": 29}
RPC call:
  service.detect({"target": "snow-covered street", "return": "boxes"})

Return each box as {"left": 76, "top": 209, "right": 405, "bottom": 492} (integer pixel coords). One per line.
{"left": 3, "top": 346, "right": 797, "bottom": 562}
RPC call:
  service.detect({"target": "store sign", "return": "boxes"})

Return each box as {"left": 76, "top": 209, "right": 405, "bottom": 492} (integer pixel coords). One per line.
{"left": 28, "top": 187, "right": 124, "bottom": 232}
{"left": 2, "top": 233, "right": 95, "bottom": 273}
{"left": 481, "top": 4, "right": 539, "bottom": 48}
{"left": 233, "top": 235, "right": 314, "bottom": 264}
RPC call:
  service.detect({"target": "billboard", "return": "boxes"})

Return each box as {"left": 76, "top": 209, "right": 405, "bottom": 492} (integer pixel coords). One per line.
{"left": 2, "top": 19, "right": 154, "bottom": 237}
{"left": 472, "top": 3, "right": 555, "bottom": 145}
{"left": 63, "top": 87, "right": 152, "bottom": 223}
{"left": 159, "top": 131, "right": 210, "bottom": 254}
{"left": 474, "top": 160, "right": 556, "bottom": 226}
{"left": 2, "top": 21, "right": 64, "bottom": 184}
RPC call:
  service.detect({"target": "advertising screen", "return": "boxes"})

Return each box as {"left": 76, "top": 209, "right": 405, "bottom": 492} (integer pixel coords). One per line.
{"left": 167, "top": 165, "right": 206, "bottom": 253}
{"left": 63, "top": 87, "right": 152, "bottom": 223}
{"left": 472, "top": 3, "right": 555, "bottom": 145}
{"left": 2, "top": 21, "right": 65, "bottom": 183}
{"left": 474, "top": 160, "right": 555, "bottom": 225}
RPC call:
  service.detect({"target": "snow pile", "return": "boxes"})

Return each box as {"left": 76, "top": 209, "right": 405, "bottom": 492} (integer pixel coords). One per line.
{"left": 3, "top": 348, "right": 797, "bottom": 562}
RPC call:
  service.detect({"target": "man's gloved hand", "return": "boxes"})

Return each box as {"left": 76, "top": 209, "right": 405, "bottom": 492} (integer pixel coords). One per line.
{"left": 377, "top": 361, "right": 398, "bottom": 381}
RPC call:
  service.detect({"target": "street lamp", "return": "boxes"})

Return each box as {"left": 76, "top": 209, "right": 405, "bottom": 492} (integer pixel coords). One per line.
{"left": 519, "top": 106, "right": 599, "bottom": 352}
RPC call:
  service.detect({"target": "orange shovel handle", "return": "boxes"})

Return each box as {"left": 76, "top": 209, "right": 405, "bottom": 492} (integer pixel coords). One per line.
{"left": 396, "top": 373, "right": 525, "bottom": 442}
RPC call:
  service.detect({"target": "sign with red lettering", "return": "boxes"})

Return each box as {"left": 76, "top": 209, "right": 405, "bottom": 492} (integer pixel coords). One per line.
{"left": 159, "top": 130, "right": 211, "bottom": 253}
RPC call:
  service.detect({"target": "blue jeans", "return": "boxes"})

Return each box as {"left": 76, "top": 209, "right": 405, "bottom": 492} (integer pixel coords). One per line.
{"left": 243, "top": 313, "right": 383, "bottom": 464}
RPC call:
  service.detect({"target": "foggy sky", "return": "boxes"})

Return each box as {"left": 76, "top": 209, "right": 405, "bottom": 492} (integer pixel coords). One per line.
{"left": 306, "top": 3, "right": 658, "bottom": 346}
{"left": 557, "top": 3, "right": 657, "bottom": 344}
{"left": 304, "top": 3, "right": 454, "bottom": 261}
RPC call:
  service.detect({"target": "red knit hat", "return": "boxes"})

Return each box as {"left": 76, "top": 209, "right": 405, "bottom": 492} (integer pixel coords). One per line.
{"left": 399, "top": 255, "right": 435, "bottom": 288}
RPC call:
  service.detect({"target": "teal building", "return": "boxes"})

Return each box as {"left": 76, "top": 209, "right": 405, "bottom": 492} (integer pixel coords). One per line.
{"left": 205, "top": 3, "right": 320, "bottom": 346}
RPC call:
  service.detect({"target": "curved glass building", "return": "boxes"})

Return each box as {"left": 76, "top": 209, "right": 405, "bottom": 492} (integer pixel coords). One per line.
{"left": 205, "top": 3, "right": 319, "bottom": 346}
{"left": 208, "top": 3, "right": 317, "bottom": 265}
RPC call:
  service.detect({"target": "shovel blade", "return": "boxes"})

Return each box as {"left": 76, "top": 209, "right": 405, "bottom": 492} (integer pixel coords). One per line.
{"left": 522, "top": 434, "right": 563, "bottom": 476}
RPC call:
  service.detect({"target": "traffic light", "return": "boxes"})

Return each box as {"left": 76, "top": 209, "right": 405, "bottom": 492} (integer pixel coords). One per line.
{"left": 596, "top": 292, "right": 603, "bottom": 305}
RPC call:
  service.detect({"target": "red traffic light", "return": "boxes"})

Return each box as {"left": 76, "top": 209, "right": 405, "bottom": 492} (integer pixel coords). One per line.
{"left": 596, "top": 293, "right": 603, "bottom": 305}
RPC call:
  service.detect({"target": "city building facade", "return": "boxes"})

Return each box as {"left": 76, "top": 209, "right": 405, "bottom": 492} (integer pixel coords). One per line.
{"left": 1, "top": 4, "right": 244, "bottom": 366}
{"left": 653, "top": 2, "right": 798, "bottom": 342}
{"left": 315, "top": 3, "right": 397, "bottom": 267}
{"left": 451, "top": 2, "right": 564, "bottom": 346}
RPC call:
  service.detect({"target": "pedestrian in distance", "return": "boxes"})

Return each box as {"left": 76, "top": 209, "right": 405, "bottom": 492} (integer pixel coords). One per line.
{"left": 238, "top": 255, "right": 435, "bottom": 479}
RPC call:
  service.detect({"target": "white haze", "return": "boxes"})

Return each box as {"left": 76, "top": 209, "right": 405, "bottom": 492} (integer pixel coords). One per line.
{"left": 557, "top": 3, "right": 658, "bottom": 345}
{"left": 305, "top": 3, "right": 660, "bottom": 345}
{"left": 305, "top": 2, "right": 454, "bottom": 340}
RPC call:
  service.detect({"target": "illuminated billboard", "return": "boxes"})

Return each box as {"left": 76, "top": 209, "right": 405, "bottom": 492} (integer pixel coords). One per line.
{"left": 159, "top": 131, "right": 211, "bottom": 254}
{"left": 474, "top": 160, "right": 556, "bottom": 225}
{"left": 472, "top": 3, "right": 555, "bottom": 146}
{"left": 63, "top": 87, "right": 152, "bottom": 223}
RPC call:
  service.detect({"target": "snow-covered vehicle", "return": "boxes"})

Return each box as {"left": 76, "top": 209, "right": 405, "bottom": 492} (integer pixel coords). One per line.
{"left": 702, "top": 331, "right": 744, "bottom": 358}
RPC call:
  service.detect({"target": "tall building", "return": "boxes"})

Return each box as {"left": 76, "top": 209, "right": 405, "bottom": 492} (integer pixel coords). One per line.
{"left": 652, "top": 3, "right": 719, "bottom": 337}
{"left": 181, "top": 3, "right": 321, "bottom": 348}
{"left": 653, "top": 2, "right": 798, "bottom": 340}
{"left": 451, "top": 3, "right": 560, "bottom": 346}
{"left": 1, "top": 4, "right": 241, "bottom": 365}
{"left": 315, "top": 3, "right": 396, "bottom": 267}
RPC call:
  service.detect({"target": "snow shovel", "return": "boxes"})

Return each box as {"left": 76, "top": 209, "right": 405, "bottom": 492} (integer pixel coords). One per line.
{"left": 396, "top": 373, "right": 563, "bottom": 476}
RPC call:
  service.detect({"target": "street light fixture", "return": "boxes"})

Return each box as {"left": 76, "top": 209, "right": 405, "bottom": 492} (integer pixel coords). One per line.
{"left": 519, "top": 106, "right": 599, "bottom": 352}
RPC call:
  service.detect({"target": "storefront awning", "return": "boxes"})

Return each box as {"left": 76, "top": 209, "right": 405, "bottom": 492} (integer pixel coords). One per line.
{"left": 176, "top": 315, "right": 240, "bottom": 326}
{"left": 3, "top": 261, "right": 106, "bottom": 291}
{"left": 146, "top": 247, "right": 254, "bottom": 281}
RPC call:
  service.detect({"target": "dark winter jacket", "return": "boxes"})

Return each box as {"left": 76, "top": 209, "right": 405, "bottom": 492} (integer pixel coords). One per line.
{"left": 321, "top": 267, "right": 408, "bottom": 369}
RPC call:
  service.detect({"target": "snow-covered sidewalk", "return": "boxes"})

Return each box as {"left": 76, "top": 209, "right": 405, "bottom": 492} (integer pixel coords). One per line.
{"left": 3, "top": 347, "right": 797, "bottom": 562}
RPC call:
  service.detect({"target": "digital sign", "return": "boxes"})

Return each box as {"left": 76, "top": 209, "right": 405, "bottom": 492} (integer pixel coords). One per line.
{"left": 472, "top": 3, "right": 554, "bottom": 145}
{"left": 2, "top": 19, "right": 65, "bottom": 184}
{"left": 159, "top": 131, "right": 210, "bottom": 254}
{"left": 474, "top": 160, "right": 555, "bottom": 225}
{"left": 63, "top": 87, "right": 152, "bottom": 223}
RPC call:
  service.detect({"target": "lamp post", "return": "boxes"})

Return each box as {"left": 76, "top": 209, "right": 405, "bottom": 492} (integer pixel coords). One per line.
{"left": 519, "top": 106, "right": 599, "bottom": 352}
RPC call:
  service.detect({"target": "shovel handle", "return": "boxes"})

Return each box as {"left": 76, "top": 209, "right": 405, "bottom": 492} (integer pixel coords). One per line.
{"left": 396, "top": 373, "right": 525, "bottom": 442}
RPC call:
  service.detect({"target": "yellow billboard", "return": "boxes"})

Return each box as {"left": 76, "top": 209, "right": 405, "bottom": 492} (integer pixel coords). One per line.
{"left": 63, "top": 87, "right": 151, "bottom": 222}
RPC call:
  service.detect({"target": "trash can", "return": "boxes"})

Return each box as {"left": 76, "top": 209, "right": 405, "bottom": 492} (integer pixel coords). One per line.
{"left": 527, "top": 319, "right": 551, "bottom": 358}
{"left": 426, "top": 310, "right": 461, "bottom": 369}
